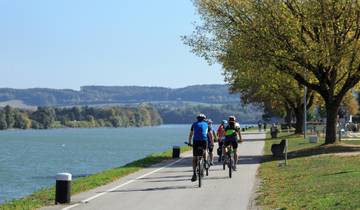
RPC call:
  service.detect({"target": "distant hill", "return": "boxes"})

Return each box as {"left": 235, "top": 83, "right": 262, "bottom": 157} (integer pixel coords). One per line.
{"left": 0, "top": 85, "right": 240, "bottom": 107}
{"left": 0, "top": 85, "right": 264, "bottom": 124}
{"left": 158, "top": 103, "right": 262, "bottom": 124}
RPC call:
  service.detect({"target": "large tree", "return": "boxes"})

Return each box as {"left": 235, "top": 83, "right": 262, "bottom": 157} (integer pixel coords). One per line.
{"left": 184, "top": 0, "right": 360, "bottom": 144}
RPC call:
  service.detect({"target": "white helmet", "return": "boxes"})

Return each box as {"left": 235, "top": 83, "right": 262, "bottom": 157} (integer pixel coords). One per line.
{"left": 197, "top": 113, "right": 206, "bottom": 120}
{"left": 228, "top": 116, "right": 236, "bottom": 122}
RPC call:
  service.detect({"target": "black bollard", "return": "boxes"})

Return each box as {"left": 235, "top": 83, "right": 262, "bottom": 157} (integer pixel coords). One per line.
{"left": 172, "top": 146, "right": 180, "bottom": 158}
{"left": 55, "top": 173, "right": 72, "bottom": 204}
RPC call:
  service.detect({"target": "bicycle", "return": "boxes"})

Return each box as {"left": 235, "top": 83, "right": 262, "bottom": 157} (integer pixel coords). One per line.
{"left": 222, "top": 143, "right": 234, "bottom": 178}
{"left": 185, "top": 142, "right": 208, "bottom": 187}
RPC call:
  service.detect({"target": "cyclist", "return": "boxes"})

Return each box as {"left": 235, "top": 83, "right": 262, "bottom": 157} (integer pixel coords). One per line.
{"left": 223, "top": 116, "right": 242, "bottom": 171}
{"left": 216, "top": 120, "right": 227, "bottom": 162}
{"left": 206, "top": 119, "right": 216, "bottom": 165}
{"left": 188, "top": 113, "right": 211, "bottom": 182}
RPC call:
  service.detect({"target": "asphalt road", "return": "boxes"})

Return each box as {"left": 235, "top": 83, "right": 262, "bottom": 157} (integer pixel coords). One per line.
{"left": 43, "top": 132, "right": 265, "bottom": 210}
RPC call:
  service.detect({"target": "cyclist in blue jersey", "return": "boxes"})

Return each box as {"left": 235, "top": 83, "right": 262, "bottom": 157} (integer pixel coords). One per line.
{"left": 188, "top": 113, "right": 212, "bottom": 182}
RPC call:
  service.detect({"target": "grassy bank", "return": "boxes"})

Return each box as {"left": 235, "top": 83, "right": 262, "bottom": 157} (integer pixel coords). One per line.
{"left": 257, "top": 133, "right": 360, "bottom": 209}
{"left": 0, "top": 146, "right": 191, "bottom": 210}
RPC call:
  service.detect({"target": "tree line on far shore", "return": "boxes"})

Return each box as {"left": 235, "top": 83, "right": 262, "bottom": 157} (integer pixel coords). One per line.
{"left": 0, "top": 104, "right": 162, "bottom": 130}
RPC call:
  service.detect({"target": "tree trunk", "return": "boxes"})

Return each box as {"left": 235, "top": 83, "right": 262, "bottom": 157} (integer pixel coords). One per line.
{"left": 294, "top": 107, "right": 304, "bottom": 134}
{"left": 325, "top": 102, "right": 340, "bottom": 144}
{"left": 284, "top": 106, "right": 292, "bottom": 126}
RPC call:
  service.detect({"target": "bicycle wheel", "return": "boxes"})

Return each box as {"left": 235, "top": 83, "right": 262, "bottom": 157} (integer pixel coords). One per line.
{"left": 198, "top": 158, "right": 202, "bottom": 188}
{"left": 228, "top": 154, "right": 232, "bottom": 178}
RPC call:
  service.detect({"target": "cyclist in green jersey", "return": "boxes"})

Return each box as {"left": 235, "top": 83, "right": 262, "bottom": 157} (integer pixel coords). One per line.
{"left": 223, "top": 116, "right": 242, "bottom": 171}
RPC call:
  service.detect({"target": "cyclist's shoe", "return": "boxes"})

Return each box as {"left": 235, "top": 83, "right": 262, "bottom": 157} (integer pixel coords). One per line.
{"left": 191, "top": 174, "right": 197, "bottom": 182}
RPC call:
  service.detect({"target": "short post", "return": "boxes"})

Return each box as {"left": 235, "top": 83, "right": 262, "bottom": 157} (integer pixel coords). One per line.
{"left": 172, "top": 146, "right": 180, "bottom": 158}
{"left": 338, "top": 128, "right": 342, "bottom": 141}
{"left": 55, "top": 173, "right": 72, "bottom": 204}
{"left": 285, "top": 139, "right": 288, "bottom": 166}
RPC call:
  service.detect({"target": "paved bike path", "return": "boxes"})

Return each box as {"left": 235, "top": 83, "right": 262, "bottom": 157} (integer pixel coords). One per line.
{"left": 43, "top": 132, "right": 265, "bottom": 210}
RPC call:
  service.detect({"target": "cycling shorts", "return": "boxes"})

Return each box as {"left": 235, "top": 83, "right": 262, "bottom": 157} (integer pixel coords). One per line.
{"left": 224, "top": 138, "right": 238, "bottom": 149}
{"left": 193, "top": 140, "right": 207, "bottom": 156}
{"left": 207, "top": 142, "right": 214, "bottom": 153}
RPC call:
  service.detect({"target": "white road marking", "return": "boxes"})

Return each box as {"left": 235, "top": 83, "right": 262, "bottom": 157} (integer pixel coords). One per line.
{"left": 61, "top": 154, "right": 190, "bottom": 210}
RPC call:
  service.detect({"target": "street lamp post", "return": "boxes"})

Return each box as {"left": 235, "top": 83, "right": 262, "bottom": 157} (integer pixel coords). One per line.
{"left": 304, "top": 83, "right": 307, "bottom": 140}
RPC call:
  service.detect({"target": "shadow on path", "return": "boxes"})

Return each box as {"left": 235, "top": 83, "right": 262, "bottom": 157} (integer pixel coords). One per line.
{"left": 145, "top": 178, "right": 190, "bottom": 183}
{"left": 108, "top": 185, "right": 196, "bottom": 193}
{"left": 139, "top": 175, "right": 189, "bottom": 180}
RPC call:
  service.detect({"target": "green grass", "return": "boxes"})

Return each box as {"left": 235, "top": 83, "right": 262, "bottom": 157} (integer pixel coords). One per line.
{"left": 0, "top": 146, "right": 192, "bottom": 210}
{"left": 258, "top": 132, "right": 360, "bottom": 210}
{"left": 342, "top": 140, "right": 360, "bottom": 145}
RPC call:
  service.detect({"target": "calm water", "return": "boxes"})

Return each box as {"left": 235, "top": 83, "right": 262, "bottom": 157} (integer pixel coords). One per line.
{"left": 0, "top": 124, "right": 252, "bottom": 203}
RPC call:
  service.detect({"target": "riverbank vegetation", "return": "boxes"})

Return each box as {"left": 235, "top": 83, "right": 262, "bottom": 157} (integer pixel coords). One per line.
{"left": 0, "top": 146, "right": 192, "bottom": 210}
{"left": 0, "top": 102, "right": 263, "bottom": 130}
{"left": 0, "top": 104, "right": 162, "bottom": 130}
{"left": 258, "top": 133, "right": 360, "bottom": 209}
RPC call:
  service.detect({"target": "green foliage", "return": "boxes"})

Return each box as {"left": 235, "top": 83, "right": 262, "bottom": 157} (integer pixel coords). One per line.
{"left": 0, "top": 106, "right": 32, "bottom": 129}
{"left": 4, "top": 105, "right": 15, "bottom": 128}
{"left": 0, "top": 104, "right": 162, "bottom": 130}
{"left": 0, "top": 110, "right": 8, "bottom": 129}
{"left": 14, "top": 112, "right": 31, "bottom": 129}
{"left": 31, "top": 107, "right": 56, "bottom": 129}
{"left": 0, "top": 102, "right": 261, "bottom": 130}
{"left": 184, "top": 0, "right": 360, "bottom": 143}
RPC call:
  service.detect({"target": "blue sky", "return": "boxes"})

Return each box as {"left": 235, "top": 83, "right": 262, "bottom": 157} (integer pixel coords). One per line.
{"left": 0, "top": 0, "right": 223, "bottom": 90}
